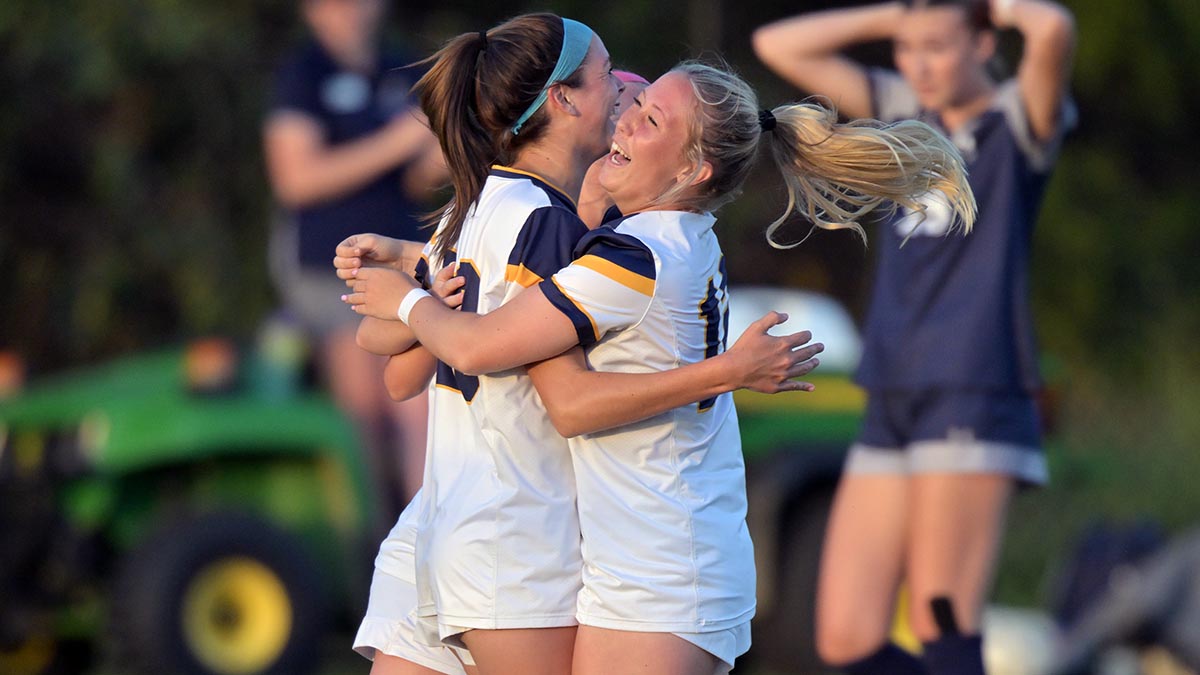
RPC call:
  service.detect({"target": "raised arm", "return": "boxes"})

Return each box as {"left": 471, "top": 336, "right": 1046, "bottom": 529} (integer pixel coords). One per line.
{"left": 528, "top": 317, "right": 824, "bottom": 438}
{"left": 996, "top": 0, "right": 1075, "bottom": 142}
{"left": 752, "top": 3, "right": 904, "bottom": 119}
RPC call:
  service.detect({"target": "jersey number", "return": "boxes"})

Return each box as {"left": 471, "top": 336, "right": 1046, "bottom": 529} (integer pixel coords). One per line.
{"left": 434, "top": 258, "right": 481, "bottom": 403}
{"left": 697, "top": 256, "right": 729, "bottom": 412}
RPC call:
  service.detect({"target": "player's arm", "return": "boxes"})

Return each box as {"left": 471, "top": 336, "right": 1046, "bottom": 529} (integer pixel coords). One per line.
{"left": 263, "top": 108, "right": 437, "bottom": 208}
{"left": 527, "top": 317, "right": 824, "bottom": 438}
{"left": 752, "top": 3, "right": 904, "bottom": 118}
{"left": 996, "top": 0, "right": 1076, "bottom": 142}
{"left": 382, "top": 345, "right": 437, "bottom": 401}
{"left": 356, "top": 317, "right": 419, "bottom": 356}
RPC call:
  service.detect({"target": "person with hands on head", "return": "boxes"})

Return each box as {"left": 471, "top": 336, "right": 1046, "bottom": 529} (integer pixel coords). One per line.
{"left": 263, "top": 0, "right": 445, "bottom": 519}
{"left": 754, "top": 1, "right": 1075, "bottom": 673}
{"left": 345, "top": 58, "right": 975, "bottom": 675}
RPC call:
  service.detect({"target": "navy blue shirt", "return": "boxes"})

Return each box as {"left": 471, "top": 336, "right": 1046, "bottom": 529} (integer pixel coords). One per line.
{"left": 271, "top": 40, "right": 426, "bottom": 267}
{"left": 856, "top": 72, "right": 1075, "bottom": 393}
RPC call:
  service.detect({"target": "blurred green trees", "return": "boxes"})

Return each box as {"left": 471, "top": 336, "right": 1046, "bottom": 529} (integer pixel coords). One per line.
{"left": 1, "top": 0, "right": 1198, "bottom": 446}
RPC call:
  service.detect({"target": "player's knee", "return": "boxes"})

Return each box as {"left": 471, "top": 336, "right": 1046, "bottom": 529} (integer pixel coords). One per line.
{"left": 815, "top": 612, "right": 887, "bottom": 666}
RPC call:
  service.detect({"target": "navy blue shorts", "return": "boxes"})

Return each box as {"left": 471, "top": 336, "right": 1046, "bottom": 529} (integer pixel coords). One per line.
{"left": 846, "top": 390, "right": 1047, "bottom": 485}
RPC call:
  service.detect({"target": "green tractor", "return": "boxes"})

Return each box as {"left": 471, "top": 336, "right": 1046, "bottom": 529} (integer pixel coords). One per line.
{"left": 0, "top": 289, "right": 868, "bottom": 675}
{"left": 0, "top": 322, "right": 379, "bottom": 675}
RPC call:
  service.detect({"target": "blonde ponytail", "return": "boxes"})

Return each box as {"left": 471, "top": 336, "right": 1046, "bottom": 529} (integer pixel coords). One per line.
{"left": 763, "top": 103, "right": 976, "bottom": 248}
{"left": 667, "top": 61, "right": 975, "bottom": 248}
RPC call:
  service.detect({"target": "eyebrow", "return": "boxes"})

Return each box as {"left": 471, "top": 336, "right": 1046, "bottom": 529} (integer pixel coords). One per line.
{"left": 636, "top": 94, "right": 668, "bottom": 122}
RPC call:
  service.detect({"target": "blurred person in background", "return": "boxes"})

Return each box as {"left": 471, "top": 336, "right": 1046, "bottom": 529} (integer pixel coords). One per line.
{"left": 753, "top": 0, "right": 1075, "bottom": 673}
{"left": 263, "top": 0, "right": 444, "bottom": 522}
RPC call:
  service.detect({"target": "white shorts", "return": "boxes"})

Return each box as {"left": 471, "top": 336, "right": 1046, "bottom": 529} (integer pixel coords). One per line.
{"left": 673, "top": 622, "right": 751, "bottom": 673}
{"left": 353, "top": 568, "right": 475, "bottom": 672}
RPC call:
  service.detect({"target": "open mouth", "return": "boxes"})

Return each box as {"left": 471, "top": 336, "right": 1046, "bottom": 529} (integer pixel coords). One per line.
{"left": 609, "top": 141, "right": 631, "bottom": 166}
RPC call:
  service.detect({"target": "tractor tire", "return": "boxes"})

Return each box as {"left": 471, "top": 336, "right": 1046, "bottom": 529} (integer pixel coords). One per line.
{"left": 755, "top": 488, "right": 838, "bottom": 675}
{"left": 110, "top": 511, "right": 326, "bottom": 675}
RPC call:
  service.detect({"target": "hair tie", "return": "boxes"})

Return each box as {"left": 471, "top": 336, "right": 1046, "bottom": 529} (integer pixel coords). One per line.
{"left": 758, "top": 109, "right": 777, "bottom": 133}
{"left": 478, "top": 30, "right": 488, "bottom": 50}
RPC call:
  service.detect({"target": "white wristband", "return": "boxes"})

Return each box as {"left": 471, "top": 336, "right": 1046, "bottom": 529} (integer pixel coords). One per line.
{"left": 397, "top": 288, "right": 431, "bottom": 324}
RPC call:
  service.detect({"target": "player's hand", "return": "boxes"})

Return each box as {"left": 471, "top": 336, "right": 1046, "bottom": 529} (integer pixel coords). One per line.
{"left": 334, "top": 233, "right": 407, "bottom": 285}
{"left": 431, "top": 264, "right": 465, "bottom": 310}
{"left": 341, "top": 267, "right": 421, "bottom": 320}
{"left": 725, "top": 312, "right": 823, "bottom": 393}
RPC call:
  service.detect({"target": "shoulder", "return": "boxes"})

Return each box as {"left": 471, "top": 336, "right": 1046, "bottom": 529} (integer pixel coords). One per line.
{"left": 866, "top": 67, "right": 919, "bottom": 123}
{"left": 990, "top": 79, "right": 1077, "bottom": 173}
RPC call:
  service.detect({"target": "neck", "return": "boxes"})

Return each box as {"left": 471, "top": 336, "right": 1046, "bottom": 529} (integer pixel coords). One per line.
{"left": 319, "top": 36, "right": 376, "bottom": 72}
{"left": 939, "top": 78, "right": 996, "bottom": 132}
{"left": 510, "top": 141, "right": 592, "bottom": 202}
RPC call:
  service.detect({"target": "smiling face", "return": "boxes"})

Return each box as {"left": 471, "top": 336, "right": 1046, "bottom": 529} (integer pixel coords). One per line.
{"left": 893, "top": 5, "right": 993, "bottom": 110}
{"left": 555, "top": 36, "right": 623, "bottom": 161}
{"left": 598, "top": 71, "right": 707, "bottom": 213}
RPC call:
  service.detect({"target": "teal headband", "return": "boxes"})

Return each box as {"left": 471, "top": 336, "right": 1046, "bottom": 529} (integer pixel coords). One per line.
{"left": 510, "top": 17, "right": 595, "bottom": 135}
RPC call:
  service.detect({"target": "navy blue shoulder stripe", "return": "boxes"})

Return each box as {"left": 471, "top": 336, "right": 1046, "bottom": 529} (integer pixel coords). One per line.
{"left": 572, "top": 228, "right": 656, "bottom": 281}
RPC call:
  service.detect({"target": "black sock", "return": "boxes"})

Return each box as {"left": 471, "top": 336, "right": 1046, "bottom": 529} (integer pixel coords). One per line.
{"left": 838, "top": 643, "right": 928, "bottom": 675}
{"left": 921, "top": 634, "right": 985, "bottom": 675}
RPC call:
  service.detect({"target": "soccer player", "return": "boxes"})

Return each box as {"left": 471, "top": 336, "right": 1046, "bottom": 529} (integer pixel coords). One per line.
{"left": 753, "top": 1, "right": 1076, "bottom": 672}
{"left": 344, "top": 61, "right": 975, "bottom": 675}
{"left": 341, "top": 17, "right": 819, "bottom": 675}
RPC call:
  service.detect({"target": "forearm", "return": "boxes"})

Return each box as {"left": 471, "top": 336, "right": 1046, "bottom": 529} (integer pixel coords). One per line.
{"left": 383, "top": 346, "right": 437, "bottom": 401}
{"left": 529, "top": 351, "right": 739, "bottom": 438}
{"left": 267, "top": 114, "right": 433, "bottom": 208}
{"left": 1003, "top": 0, "right": 1076, "bottom": 139}
{"left": 356, "top": 317, "right": 418, "bottom": 356}
{"left": 404, "top": 288, "right": 578, "bottom": 376}
{"left": 754, "top": 3, "right": 903, "bottom": 65}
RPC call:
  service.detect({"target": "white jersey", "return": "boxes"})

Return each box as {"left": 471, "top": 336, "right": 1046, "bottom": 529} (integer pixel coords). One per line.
{"left": 540, "top": 210, "right": 756, "bottom": 636}
{"left": 409, "top": 166, "right": 589, "bottom": 641}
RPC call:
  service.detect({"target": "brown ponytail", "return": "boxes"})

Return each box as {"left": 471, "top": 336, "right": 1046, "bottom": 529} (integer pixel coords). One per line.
{"left": 413, "top": 14, "right": 588, "bottom": 261}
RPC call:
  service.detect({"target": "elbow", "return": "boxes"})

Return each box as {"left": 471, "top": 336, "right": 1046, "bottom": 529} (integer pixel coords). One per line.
{"left": 544, "top": 407, "right": 585, "bottom": 439}
{"left": 385, "top": 380, "right": 425, "bottom": 402}
{"left": 751, "top": 27, "right": 780, "bottom": 65}
{"left": 1031, "top": 8, "right": 1076, "bottom": 53}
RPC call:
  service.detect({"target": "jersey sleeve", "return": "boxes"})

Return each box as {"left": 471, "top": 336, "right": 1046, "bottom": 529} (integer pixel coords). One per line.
{"left": 270, "top": 55, "right": 322, "bottom": 119}
{"left": 993, "top": 79, "right": 1078, "bottom": 174}
{"left": 538, "top": 228, "right": 657, "bottom": 347}
{"left": 867, "top": 67, "right": 920, "bottom": 123}
{"left": 504, "top": 206, "right": 589, "bottom": 289}
{"left": 412, "top": 238, "right": 435, "bottom": 290}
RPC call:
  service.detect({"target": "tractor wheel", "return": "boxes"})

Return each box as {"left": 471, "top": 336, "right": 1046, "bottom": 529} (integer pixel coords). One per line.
{"left": 111, "top": 511, "right": 326, "bottom": 675}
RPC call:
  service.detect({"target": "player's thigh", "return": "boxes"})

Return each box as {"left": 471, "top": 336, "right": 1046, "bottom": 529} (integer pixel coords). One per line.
{"left": 370, "top": 653, "right": 472, "bottom": 675}
{"left": 459, "top": 626, "right": 575, "bottom": 675}
{"left": 905, "top": 472, "right": 1013, "bottom": 640}
{"left": 572, "top": 626, "right": 722, "bottom": 675}
{"left": 815, "top": 470, "right": 911, "bottom": 661}
{"left": 323, "top": 325, "right": 388, "bottom": 417}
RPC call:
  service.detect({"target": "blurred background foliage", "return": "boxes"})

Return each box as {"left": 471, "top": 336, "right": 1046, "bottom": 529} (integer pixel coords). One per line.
{"left": 1, "top": 0, "right": 1198, "bottom": 605}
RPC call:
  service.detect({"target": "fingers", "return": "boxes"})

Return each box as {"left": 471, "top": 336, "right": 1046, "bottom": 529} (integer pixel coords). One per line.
{"left": 749, "top": 311, "right": 790, "bottom": 333}
{"left": 787, "top": 357, "right": 820, "bottom": 380}
{"left": 444, "top": 291, "right": 465, "bottom": 309}
{"left": 783, "top": 330, "right": 815, "bottom": 349}
{"left": 341, "top": 292, "right": 366, "bottom": 306}
{"left": 790, "top": 341, "right": 824, "bottom": 361}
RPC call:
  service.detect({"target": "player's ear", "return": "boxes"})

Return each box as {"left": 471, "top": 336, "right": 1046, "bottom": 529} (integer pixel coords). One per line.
{"left": 548, "top": 85, "right": 581, "bottom": 117}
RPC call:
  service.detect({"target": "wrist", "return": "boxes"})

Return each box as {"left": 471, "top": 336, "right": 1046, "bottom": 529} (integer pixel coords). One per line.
{"left": 397, "top": 288, "right": 431, "bottom": 324}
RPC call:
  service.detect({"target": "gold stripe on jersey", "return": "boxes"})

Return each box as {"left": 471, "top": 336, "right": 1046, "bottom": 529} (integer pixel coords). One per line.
{"left": 574, "top": 254, "right": 656, "bottom": 296}
{"left": 491, "top": 165, "right": 578, "bottom": 208}
{"left": 505, "top": 263, "right": 544, "bottom": 288}
{"left": 549, "top": 277, "right": 600, "bottom": 341}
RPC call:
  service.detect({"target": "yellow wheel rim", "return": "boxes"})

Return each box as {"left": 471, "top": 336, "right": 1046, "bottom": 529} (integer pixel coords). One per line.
{"left": 0, "top": 635, "right": 54, "bottom": 675}
{"left": 181, "top": 557, "right": 293, "bottom": 674}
